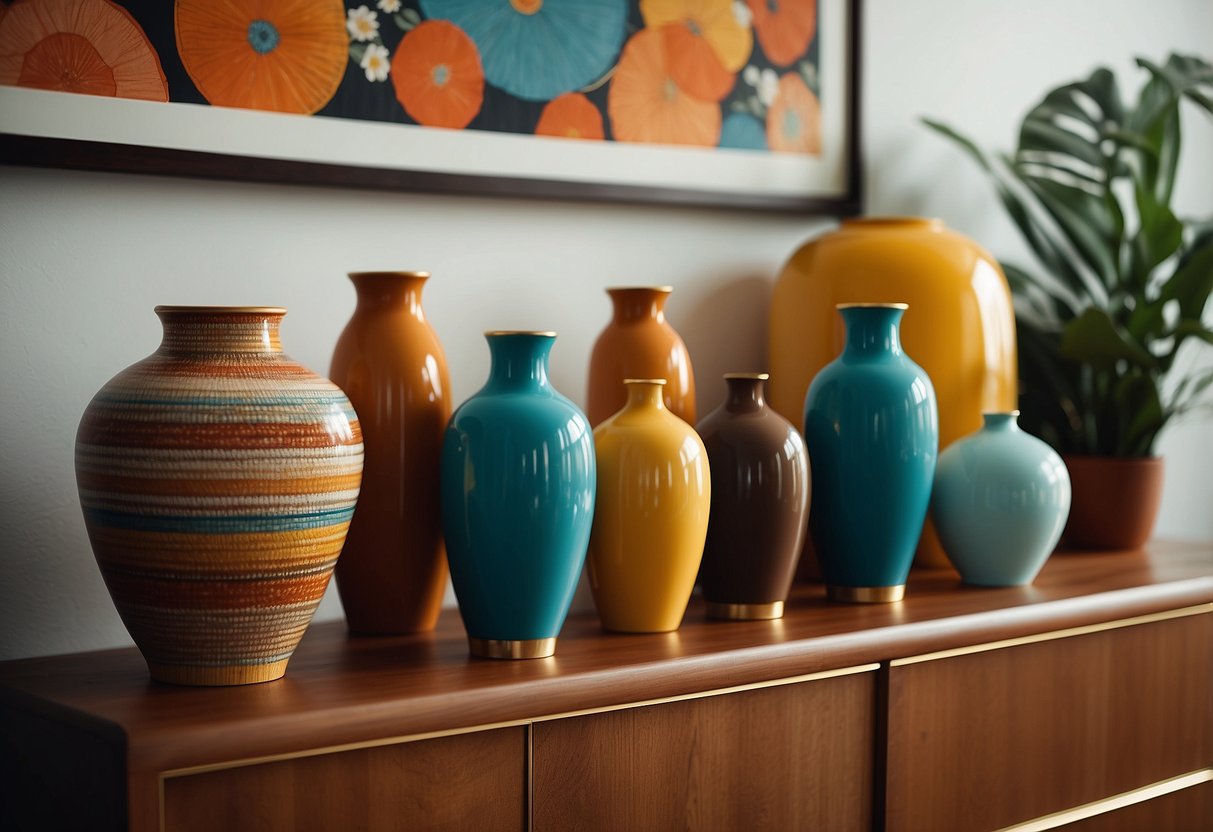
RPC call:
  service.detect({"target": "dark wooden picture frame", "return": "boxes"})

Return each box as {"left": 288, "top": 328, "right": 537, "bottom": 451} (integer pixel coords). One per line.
{"left": 0, "top": 0, "right": 862, "bottom": 214}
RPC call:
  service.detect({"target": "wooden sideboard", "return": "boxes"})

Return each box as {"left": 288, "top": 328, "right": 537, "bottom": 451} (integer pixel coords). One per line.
{"left": 2, "top": 542, "right": 1211, "bottom": 831}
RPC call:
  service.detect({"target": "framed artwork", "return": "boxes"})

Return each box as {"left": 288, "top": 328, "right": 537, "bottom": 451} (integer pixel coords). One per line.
{"left": 0, "top": 0, "right": 862, "bottom": 213}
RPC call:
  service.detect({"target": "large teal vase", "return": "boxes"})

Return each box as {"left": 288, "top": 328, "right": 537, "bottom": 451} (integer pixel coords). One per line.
{"left": 440, "top": 332, "right": 596, "bottom": 659}
{"left": 803, "top": 304, "right": 938, "bottom": 602}
{"left": 932, "top": 411, "right": 1071, "bottom": 586}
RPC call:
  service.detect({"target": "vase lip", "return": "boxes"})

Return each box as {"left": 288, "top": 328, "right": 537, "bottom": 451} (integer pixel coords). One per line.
{"left": 347, "top": 270, "right": 430, "bottom": 280}
{"left": 154, "top": 305, "right": 286, "bottom": 316}
{"left": 841, "top": 216, "right": 944, "bottom": 229}
{"left": 983, "top": 409, "right": 1021, "bottom": 418}
{"left": 606, "top": 285, "right": 674, "bottom": 294}
{"left": 836, "top": 302, "right": 908, "bottom": 311}
{"left": 624, "top": 378, "right": 667, "bottom": 385}
{"left": 724, "top": 372, "right": 769, "bottom": 381}
{"left": 484, "top": 330, "right": 557, "bottom": 338}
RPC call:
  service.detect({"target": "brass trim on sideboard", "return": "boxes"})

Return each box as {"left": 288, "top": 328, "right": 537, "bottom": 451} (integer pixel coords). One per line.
{"left": 890, "top": 603, "right": 1212, "bottom": 667}
{"left": 156, "top": 661, "right": 880, "bottom": 787}
{"left": 995, "top": 768, "right": 1213, "bottom": 832}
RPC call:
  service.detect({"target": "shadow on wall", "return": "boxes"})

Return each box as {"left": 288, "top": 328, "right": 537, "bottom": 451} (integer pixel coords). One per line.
{"left": 676, "top": 273, "right": 776, "bottom": 417}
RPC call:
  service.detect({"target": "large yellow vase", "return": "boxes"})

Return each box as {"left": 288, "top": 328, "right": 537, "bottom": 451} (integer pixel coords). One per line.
{"left": 769, "top": 217, "right": 1017, "bottom": 567}
{"left": 588, "top": 379, "right": 711, "bottom": 632}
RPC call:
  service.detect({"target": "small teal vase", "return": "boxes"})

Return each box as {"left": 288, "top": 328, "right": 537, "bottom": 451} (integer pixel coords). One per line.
{"left": 932, "top": 411, "right": 1071, "bottom": 586}
{"left": 440, "top": 332, "right": 596, "bottom": 659}
{"left": 803, "top": 304, "right": 938, "bottom": 602}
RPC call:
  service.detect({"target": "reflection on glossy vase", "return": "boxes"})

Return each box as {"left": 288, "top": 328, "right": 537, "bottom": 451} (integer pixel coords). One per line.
{"left": 803, "top": 304, "right": 938, "bottom": 602}
{"left": 932, "top": 412, "right": 1071, "bottom": 586}
{"left": 697, "top": 373, "right": 809, "bottom": 619}
{"left": 589, "top": 379, "right": 711, "bottom": 632}
{"left": 770, "top": 218, "right": 1016, "bottom": 568}
{"left": 440, "top": 332, "right": 595, "bottom": 659}
{"left": 329, "top": 271, "right": 451, "bottom": 634}
{"left": 587, "top": 286, "right": 696, "bottom": 426}
{"left": 75, "top": 307, "right": 363, "bottom": 685}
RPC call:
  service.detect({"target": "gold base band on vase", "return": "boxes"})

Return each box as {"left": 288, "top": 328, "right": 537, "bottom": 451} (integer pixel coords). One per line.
{"left": 148, "top": 659, "right": 290, "bottom": 687}
{"left": 467, "top": 637, "right": 557, "bottom": 660}
{"left": 705, "top": 601, "right": 785, "bottom": 620}
{"left": 827, "top": 584, "right": 906, "bottom": 603}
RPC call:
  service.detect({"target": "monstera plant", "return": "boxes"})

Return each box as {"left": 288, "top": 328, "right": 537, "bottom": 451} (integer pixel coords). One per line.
{"left": 925, "top": 54, "right": 1213, "bottom": 547}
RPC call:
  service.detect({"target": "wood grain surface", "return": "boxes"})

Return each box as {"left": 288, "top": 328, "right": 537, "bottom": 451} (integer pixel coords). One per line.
{"left": 885, "top": 613, "right": 1213, "bottom": 831}
{"left": 162, "top": 726, "right": 526, "bottom": 832}
{"left": 1057, "top": 781, "right": 1212, "bottom": 831}
{"left": 533, "top": 671, "right": 874, "bottom": 831}
{"left": 1, "top": 542, "right": 1210, "bottom": 831}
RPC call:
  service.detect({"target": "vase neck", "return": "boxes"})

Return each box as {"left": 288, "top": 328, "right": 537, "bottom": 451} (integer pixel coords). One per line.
{"left": 485, "top": 332, "right": 555, "bottom": 390}
{"left": 840, "top": 305, "right": 906, "bottom": 358}
{"left": 724, "top": 374, "right": 768, "bottom": 413}
{"left": 155, "top": 307, "right": 285, "bottom": 357}
{"left": 623, "top": 379, "right": 667, "bottom": 411}
{"left": 982, "top": 411, "right": 1021, "bottom": 433}
{"left": 349, "top": 271, "right": 429, "bottom": 318}
{"left": 608, "top": 286, "right": 672, "bottom": 324}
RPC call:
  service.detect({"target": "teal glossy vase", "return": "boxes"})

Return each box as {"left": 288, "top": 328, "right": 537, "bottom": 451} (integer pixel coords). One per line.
{"left": 440, "top": 332, "right": 596, "bottom": 659}
{"left": 803, "top": 304, "right": 938, "bottom": 602}
{"left": 932, "top": 411, "right": 1071, "bottom": 586}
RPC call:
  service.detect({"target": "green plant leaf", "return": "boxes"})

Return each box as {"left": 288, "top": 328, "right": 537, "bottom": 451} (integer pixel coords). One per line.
{"left": 1129, "top": 183, "right": 1185, "bottom": 285}
{"left": 1016, "top": 171, "right": 1118, "bottom": 289}
{"left": 1002, "top": 261, "right": 1073, "bottom": 324}
{"left": 921, "top": 118, "right": 995, "bottom": 172}
{"left": 1114, "top": 371, "right": 1165, "bottom": 456}
{"left": 1162, "top": 238, "right": 1213, "bottom": 321}
{"left": 1170, "top": 319, "right": 1213, "bottom": 347}
{"left": 1061, "top": 308, "right": 1158, "bottom": 369}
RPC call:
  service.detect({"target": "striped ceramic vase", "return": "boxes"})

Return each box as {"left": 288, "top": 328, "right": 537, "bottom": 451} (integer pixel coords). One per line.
{"left": 75, "top": 306, "right": 364, "bottom": 686}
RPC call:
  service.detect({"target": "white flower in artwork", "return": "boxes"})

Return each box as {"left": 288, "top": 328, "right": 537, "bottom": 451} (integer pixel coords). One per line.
{"left": 756, "top": 68, "right": 779, "bottom": 106}
{"left": 732, "top": 0, "right": 753, "bottom": 27}
{"left": 347, "top": 6, "right": 379, "bottom": 42}
{"left": 743, "top": 65, "right": 760, "bottom": 86}
{"left": 361, "top": 43, "right": 390, "bottom": 82}
{"left": 377, "top": 0, "right": 402, "bottom": 12}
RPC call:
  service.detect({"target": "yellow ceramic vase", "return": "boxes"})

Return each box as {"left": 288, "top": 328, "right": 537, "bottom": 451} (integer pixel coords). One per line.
{"left": 588, "top": 379, "right": 711, "bottom": 632}
{"left": 769, "top": 217, "right": 1017, "bottom": 567}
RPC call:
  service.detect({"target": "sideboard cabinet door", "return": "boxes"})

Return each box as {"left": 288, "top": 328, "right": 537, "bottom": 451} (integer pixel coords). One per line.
{"left": 162, "top": 726, "right": 527, "bottom": 832}
{"left": 532, "top": 669, "right": 875, "bottom": 831}
{"left": 885, "top": 612, "right": 1213, "bottom": 832}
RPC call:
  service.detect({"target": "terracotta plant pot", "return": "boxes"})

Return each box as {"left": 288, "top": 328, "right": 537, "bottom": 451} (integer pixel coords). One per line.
{"left": 1062, "top": 456, "right": 1163, "bottom": 550}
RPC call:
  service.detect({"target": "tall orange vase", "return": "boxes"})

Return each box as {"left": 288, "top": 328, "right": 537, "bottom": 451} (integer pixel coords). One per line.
{"left": 587, "top": 286, "right": 696, "bottom": 426}
{"left": 769, "top": 218, "right": 1017, "bottom": 567}
{"left": 329, "top": 271, "right": 451, "bottom": 633}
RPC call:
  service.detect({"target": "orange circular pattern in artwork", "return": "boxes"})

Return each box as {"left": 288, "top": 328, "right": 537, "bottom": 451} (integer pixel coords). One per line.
{"left": 766, "top": 72, "right": 821, "bottom": 154}
{"left": 608, "top": 27, "right": 721, "bottom": 148}
{"left": 747, "top": 0, "right": 817, "bottom": 67}
{"left": 536, "top": 93, "right": 605, "bottom": 140}
{"left": 391, "top": 20, "right": 484, "bottom": 130}
{"left": 0, "top": 0, "right": 167, "bottom": 100}
{"left": 175, "top": 0, "right": 347, "bottom": 115}
{"left": 641, "top": 0, "right": 752, "bottom": 103}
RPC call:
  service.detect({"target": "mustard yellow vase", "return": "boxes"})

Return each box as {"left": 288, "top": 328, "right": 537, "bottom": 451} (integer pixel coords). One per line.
{"left": 588, "top": 379, "right": 711, "bottom": 633}
{"left": 769, "top": 217, "right": 1017, "bottom": 568}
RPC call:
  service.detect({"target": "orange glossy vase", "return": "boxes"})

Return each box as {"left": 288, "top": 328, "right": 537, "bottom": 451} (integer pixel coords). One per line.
{"left": 329, "top": 271, "right": 451, "bottom": 633}
{"left": 770, "top": 218, "right": 1017, "bottom": 568}
{"left": 587, "top": 286, "right": 696, "bottom": 426}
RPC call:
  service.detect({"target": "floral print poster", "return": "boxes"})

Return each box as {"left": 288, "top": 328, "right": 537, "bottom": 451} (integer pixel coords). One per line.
{"left": 0, "top": 0, "right": 823, "bottom": 155}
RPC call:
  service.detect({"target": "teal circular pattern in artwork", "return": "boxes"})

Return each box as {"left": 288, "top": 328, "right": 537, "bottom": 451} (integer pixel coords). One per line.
{"left": 247, "top": 19, "right": 280, "bottom": 55}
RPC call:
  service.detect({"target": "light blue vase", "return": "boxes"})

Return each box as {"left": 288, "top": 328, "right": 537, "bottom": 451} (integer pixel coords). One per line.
{"left": 803, "top": 304, "right": 938, "bottom": 602}
{"left": 440, "top": 332, "right": 596, "bottom": 659}
{"left": 932, "top": 411, "right": 1071, "bottom": 586}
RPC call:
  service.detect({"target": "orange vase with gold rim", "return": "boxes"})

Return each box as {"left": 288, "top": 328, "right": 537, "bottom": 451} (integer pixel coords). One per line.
{"left": 329, "top": 271, "right": 451, "bottom": 634}
{"left": 769, "top": 217, "right": 1017, "bottom": 568}
{"left": 587, "top": 286, "right": 697, "bottom": 427}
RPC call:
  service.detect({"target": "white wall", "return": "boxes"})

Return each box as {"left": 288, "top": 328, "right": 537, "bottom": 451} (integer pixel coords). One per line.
{"left": 2, "top": 0, "right": 1210, "bottom": 660}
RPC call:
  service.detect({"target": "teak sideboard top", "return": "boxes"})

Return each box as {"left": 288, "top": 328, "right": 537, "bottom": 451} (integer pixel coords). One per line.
{"left": 2, "top": 541, "right": 1211, "bottom": 831}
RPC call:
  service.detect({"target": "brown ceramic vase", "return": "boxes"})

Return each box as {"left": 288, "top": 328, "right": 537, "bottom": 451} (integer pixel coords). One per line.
{"left": 329, "top": 272, "right": 451, "bottom": 634}
{"left": 587, "top": 286, "right": 696, "bottom": 426}
{"left": 1062, "top": 455, "right": 1163, "bottom": 550}
{"left": 696, "top": 374, "right": 810, "bottom": 619}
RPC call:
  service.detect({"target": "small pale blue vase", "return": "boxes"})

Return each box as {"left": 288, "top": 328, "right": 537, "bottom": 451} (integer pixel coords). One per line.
{"left": 440, "top": 332, "right": 596, "bottom": 659}
{"left": 803, "top": 304, "right": 938, "bottom": 602}
{"left": 932, "top": 411, "right": 1071, "bottom": 586}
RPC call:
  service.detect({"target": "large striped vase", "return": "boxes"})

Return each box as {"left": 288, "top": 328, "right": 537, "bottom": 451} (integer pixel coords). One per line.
{"left": 75, "top": 306, "right": 364, "bottom": 686}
